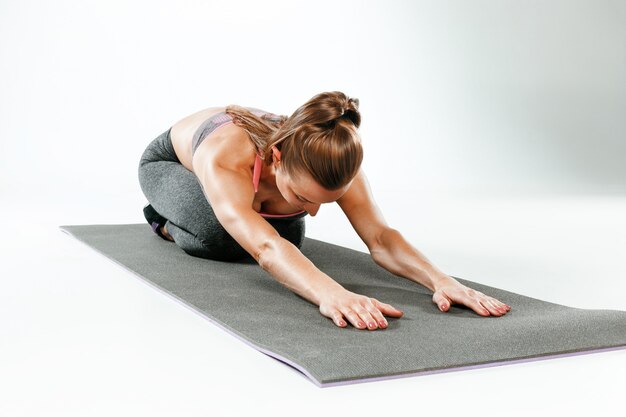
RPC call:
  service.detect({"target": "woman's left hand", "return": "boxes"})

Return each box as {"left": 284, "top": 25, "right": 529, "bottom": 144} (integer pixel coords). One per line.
{"left": 431, "top": 275, "right": 511, "bottom": 316}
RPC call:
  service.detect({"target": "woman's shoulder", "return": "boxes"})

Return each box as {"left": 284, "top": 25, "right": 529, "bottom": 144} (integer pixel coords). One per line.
{"left": 173, "top": 106, "right": 226, "bottom": 129}
{"left": 191, "top": 124, "right": 258, "bottom": 175}
{"left": 174, "top": 105, "right": 275, "bottom": 133}
{"left": 173, "top": 105, "right": 269, "bottom": 173}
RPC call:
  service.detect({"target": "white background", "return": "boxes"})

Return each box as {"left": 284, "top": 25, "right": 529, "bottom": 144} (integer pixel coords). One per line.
{"left": 1, "top": 0, "right": 625, "bottom": 416}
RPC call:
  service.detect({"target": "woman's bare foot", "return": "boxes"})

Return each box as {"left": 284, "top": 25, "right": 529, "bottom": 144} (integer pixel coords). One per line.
{"left": 160, "top": 224, "right": 175, "bottom": 241}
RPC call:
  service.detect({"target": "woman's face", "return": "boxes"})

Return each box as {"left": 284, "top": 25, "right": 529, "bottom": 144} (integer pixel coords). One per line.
{"left": 272, "top": 147, "right": 349, "bottom": 217}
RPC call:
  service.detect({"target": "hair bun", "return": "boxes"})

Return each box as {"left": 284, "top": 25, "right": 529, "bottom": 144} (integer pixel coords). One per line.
{"left": 347, "top": 97, "right": 360, "bottom": 110}
{"left": 339, "top": 97, "right": 361, "bottom": 128}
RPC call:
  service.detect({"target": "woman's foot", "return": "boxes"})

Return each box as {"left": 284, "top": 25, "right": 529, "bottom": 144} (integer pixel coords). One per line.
{"left": 160, "top": 224, "right": 175, "bottom": 241}
{"left": 143, "top": 203, "right": 173, "bottom": 242}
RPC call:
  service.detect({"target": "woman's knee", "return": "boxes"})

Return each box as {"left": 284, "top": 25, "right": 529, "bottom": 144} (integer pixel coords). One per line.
{"left": 137, "top": 160, "right": 152, "bottom": 195}
{"left": 176, "top": 235, "right": 250, "bottom": 262}
{"left": 179, "top": 227, "right": 251, "bottom": 262}
{"left": 175, "top": 216, "right": 305, "bottom": 262}
{"left": 180, "top": 244, "right": 250, "bottom": 262}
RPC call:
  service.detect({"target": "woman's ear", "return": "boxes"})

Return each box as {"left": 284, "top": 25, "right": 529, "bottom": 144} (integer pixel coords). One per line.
{"left": 271, "top": 146, "right": 282, "bottom": 164}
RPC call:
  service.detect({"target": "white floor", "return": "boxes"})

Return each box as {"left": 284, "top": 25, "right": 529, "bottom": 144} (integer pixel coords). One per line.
{"left": 1, "top": 189, "right": 625, "bottom": 416}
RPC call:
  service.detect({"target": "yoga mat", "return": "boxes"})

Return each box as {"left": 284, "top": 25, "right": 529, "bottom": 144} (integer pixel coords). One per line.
{"left": 59, "top": 224, "right": 626, "bottom": 387}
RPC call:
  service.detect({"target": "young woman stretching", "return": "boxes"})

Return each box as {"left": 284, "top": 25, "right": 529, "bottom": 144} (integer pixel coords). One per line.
{"left": 138, "top": 91, "right": 511, "bottom": 331}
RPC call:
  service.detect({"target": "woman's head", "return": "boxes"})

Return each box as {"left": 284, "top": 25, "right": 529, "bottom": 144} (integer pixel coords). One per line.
{"left": 225, "top": 91, "right": 363, "bottom": 211}
{"left": 269, "top": 148, "right": 347, "bottom": 216}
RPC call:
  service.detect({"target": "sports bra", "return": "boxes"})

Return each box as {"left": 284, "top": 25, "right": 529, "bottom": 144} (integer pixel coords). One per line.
{"left": 191, "top": 107, "right": 307, "bottom": 219}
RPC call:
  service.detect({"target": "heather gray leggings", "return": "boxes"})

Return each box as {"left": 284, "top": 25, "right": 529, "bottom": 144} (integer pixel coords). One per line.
{"left": 138, "top": 127, "right": 306, "bottom": 261}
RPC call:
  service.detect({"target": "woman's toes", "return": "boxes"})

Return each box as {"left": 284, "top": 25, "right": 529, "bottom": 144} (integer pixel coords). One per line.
{"left": 160, "top": 225, "right": 174, "bottom": 241}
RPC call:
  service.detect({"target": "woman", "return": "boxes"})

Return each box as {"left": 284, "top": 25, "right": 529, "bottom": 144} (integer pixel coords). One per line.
{"left": 138, "top": 91, "right": 511, "bottom": 331}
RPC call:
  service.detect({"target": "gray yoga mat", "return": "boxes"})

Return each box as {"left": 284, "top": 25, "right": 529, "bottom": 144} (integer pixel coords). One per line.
{"left": 59, "top": 223, "right": 626, "bottom": 387}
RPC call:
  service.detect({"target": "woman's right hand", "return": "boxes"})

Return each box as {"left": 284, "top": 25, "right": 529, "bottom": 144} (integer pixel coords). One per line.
{"left": 318, "top": 288, "right": 404, "bottom": 330}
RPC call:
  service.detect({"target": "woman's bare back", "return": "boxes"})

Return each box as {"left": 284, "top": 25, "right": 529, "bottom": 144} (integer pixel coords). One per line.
{"left": 168, "top": 106, "right": 302, "bottom": 215}
{"left": 170, "top": 106, "right": 230, "bottom": 172}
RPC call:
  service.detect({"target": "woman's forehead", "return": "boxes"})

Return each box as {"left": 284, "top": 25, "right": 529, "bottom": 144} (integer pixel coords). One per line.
{"left": 291, "top": 175, "right": 347, "bottom": 203}
{"left": 290, "top": 174, "right": 317, "bottom": 195}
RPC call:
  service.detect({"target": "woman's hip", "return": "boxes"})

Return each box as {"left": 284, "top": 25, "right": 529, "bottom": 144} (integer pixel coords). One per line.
{"left": 139, "top": 127, "right": 179, "bottom": 166}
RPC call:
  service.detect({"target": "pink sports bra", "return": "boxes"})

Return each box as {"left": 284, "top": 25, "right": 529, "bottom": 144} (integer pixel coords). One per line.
{"left": 191, "top": 108, "right": 307, "bottom": 219}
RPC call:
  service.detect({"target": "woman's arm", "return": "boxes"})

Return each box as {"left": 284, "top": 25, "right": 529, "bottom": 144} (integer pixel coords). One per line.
{"left": 194, "top": 149, "right": 403, "bottom": 329}
{"left": 369, "top": 227, "right": 446, "bottom": 292}
{"left": 195, "top": 153, "right": 344, "bottom": 305}
{"left": 336, "top": 169, "right": 445, "bottom": 290}
{"left": 371, "top": 232, "right": 510, "bottom": 316}
{"left": 337, "top": 169, "right": 511, "bottom": 317}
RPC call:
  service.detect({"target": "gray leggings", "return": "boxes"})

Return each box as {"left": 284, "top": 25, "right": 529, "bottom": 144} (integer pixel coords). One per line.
{"left": 138, "top": 127, "right": 306, "bottom": 261}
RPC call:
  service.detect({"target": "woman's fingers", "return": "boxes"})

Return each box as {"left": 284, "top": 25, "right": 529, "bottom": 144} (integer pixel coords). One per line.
{"left": 462, "top": 292, "right": 511, "bottom": 316}
{"left": 342, "top": 308, "right": 369, "bottom": 330}
{"left": 481, "top": 299, "right": 502, "bottom": 316}
{"left": 483, "top": 297, "right": 509, "bottom": 315}
{"left": 327, "top": 287, "right": 514, "bottom": 329}
{"left": 363, "top": 302, "right": 389, "bottom": 329}
{"left": 433, "top": 282, "right": 512, "bottom": 317}
{"left": 319, "top": 290, "right": 405, "bottom": 330}
{"left": 356, "top": 302, "right": 382, "bottom": 330}
{"left": 432, "top": 290, "right": 451, "bottom": 312}
{"left": 455, "top": 289, "right": 490, "bottom": 316}
{"left": 373, "top": 299, "right": 404, "bottom": 318}
{"left": 475, "top": 296, "right": 497, "bottom": 316}
{"left": 331, "top": 311, "right": 347, "bottom": 327}
{"left": 354, "top": 304, "right": 382, "bottom": 330}
{"left": 336, "top": 300, "right": 402, "bottom": 330}
{"left": 471, "top": 293, "right": 511, "bottom": 316}
{"left": 497, "top": 298, "right": 512, "bottom": 311}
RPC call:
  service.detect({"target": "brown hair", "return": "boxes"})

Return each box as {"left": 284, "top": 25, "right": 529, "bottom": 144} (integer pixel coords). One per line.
{"left": 225, "top": 91, "right": 363, "bottom": 191}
